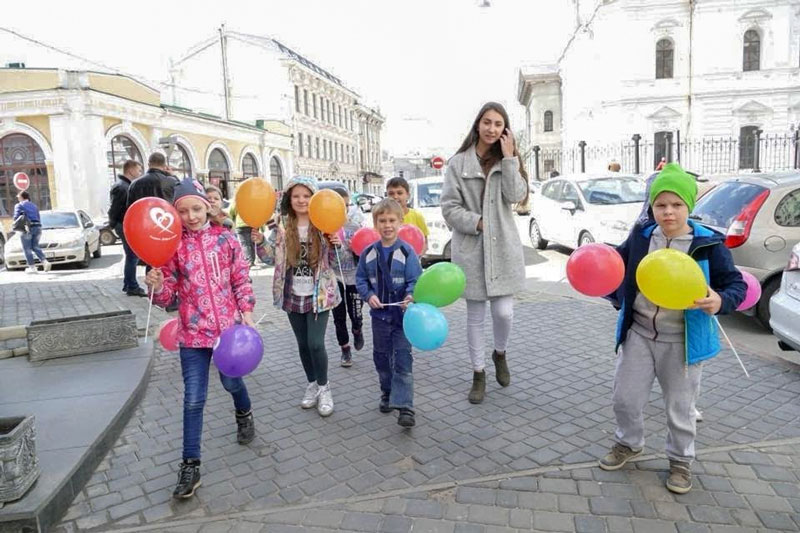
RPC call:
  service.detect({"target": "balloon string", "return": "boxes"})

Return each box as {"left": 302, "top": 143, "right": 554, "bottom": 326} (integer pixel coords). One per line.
{"left": 255, "top": 312, "right": 268, "bottom": 326}
{"left": 713, "top": 316, "right": 750, "bottom": 378}
{"left": 144, "top": 286, "right": 154, "bottom": 343}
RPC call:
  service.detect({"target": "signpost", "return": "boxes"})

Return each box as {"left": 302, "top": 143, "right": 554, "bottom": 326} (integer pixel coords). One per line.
{"left": 430, "top": 156, "right": 444, "bottom": 170}
{"left": 13, "top": 172, "right": 30, "bottom": 191}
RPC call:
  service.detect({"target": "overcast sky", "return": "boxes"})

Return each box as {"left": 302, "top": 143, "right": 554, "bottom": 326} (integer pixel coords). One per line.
{"left": 3, "top": 0, "right": 575, "bottom": 156}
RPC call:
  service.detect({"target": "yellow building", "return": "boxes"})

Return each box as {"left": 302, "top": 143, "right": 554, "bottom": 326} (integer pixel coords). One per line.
{"left": 0, "top": 67, "right": 293, "bottom": 229}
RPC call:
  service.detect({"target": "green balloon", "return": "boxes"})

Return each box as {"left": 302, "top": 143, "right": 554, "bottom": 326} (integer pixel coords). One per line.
{"left": 413, "top": 262, "right": 466, "bottom": 307}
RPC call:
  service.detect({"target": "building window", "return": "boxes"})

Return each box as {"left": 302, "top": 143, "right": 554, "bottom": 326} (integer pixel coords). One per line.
{"left": 743, "top": 29, "right": 760, "bottom": 71}
{"left": 303, "top": 89, "right": 309, "bottom": 115}
{"left": 0, "top": 133, "right": 51, "bottom": 215}
{"left": 270, "top": 156, "right": 283, "bottom": 189}
{"left": 298, "top": 133, "right": 304, "bottom": 157}
{"left": 242, "top": 153, "right": 258, "bottom": 178}
{"left": 655, "top": 38, "right": 674, "bottom": 79}
{"left": 327, "top": 100, "right": 332, "bottom": 124}
{"left": 294, "top": 85, "right": 300, "bottom": 112}
{"left": 543, "top": 111, "right": 553, "bottom": 132}
{"left": 654, "top": 131, "right": 672, "bottom": 167}
{"left": 307, "top": 135, "right": 312, "bottom": 158}
{"left": 316, "top": 137, "right": 320, "bottom": 159}
{"left": 167, "top": 144, "right": 192, "bottom": 179}
{"left": 208, "top": 148, "right": 231, "bottom": 198}
{"left": 107, "top": 134, "right": 143, "bottom": 184}
{"left": 340, "top": 107, "right": 344, "bottom": 128}
{"left": 313, "top": 94, "right": 318, "bottom": 119}
{"left": 739, "top": 126, "right": 759, "bottom": 169}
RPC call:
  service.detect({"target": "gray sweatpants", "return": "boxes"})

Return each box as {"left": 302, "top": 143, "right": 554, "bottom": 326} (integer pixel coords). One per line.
{"left": 613, "top": 329, "right": 703, "bottom": 463}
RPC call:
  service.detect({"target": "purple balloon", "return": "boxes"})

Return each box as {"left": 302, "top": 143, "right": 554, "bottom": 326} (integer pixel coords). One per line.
{"left": 737, "top": 269, "right": 762, "bottom": 311}
{"left": 212, "top": 325, "right": 264, "bottom": 378}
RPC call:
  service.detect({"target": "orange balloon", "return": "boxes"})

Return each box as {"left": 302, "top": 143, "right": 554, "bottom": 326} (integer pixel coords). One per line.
{"left": 234, "top": 177, "right": 276, "bottom": 227}
{"left": 309, "top": 189, "right": 347, "bottom": 234}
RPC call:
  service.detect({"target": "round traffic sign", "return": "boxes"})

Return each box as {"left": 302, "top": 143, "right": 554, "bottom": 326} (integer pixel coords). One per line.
{"left": 431, "top": 156, "right": 444, "bottom": 170}
{"left": 13, "top": 172, "right": 30, "bottom": 191}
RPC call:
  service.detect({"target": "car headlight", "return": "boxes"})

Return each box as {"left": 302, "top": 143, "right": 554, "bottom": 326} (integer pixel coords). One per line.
{"left": 64, "top": 238, "right": 84, "bottom": 248}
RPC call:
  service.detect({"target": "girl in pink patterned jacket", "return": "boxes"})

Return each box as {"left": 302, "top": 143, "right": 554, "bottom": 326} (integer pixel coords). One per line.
{"left": 145, "top": 178, "right": 256, "bottom": 500}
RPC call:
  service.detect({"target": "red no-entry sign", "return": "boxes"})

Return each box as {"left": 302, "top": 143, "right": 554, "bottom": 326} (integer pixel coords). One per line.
{"left": 431, "top": 156, "right": 444, "bottom": 170}
{"left": 13, "top": 172, "right": 30, "bottom": 191}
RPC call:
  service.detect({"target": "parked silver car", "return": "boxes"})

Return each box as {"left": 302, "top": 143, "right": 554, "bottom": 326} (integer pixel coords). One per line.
{"left": 769, "top": 242, "right": 800, "bottom": 352}
{"left": 690, "top": 172, "right": 800, "bottom": 329}
{"left": 4, "top": 210, "right": 101, "bottom": 270}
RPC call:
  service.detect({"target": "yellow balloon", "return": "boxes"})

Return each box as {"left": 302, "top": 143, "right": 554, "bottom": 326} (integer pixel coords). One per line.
{"left": 234, "top": 178, "right": 276, "bottom": 227}
{"left": 636, "top": 248, "right": 707, "bottom": 310}
{"left": 309, "top": 189, "right": 347, "bottom": 234}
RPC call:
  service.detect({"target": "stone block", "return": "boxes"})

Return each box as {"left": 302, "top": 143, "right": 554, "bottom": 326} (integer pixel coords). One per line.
{"left": 0, "top": 415, "right": 40, "bottom": 504}
{"left": 27, "top": 311, "right": 137, "bottom": 361}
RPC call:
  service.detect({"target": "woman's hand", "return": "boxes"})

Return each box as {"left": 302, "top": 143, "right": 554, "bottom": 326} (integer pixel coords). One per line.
{"left": 328, "top": 233, "right": 342, "bottom": 246}
{"left": 477, "top": 218, "right": 483, "bottom": 232}
{"left": 145, "top": 269, "right": 164, "bottom": 293}
{"left": 693, "top": 287, "right": 722, "bottom": 316}
{"left": 241, "top": 311, "right": 255, "bottom": 328}
{"left": 499, "top": 128, "right": 515, "bottom": 158}
{"left": 251, "top": 230, "right": 265, "bottom": 244}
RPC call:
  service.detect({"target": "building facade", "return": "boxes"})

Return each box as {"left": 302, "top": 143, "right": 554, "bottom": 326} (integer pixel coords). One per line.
{"left": 170, "top": 29, "right": 384, "bottom": 193}
{"left": 355, "top": 103, "right": 385, "bottom": 194}
{"left": 518, "top": 0, "right": 800, "bottom": 176}
{"left": 0, "top": 68, "right": 292, "bottom": 229}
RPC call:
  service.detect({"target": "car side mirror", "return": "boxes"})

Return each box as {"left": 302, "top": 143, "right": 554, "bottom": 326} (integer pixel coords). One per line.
{"left": 84, "top": 221, "right": 94, "bottom": 228}
{"left": 561, "top": 200, "right": 577, "bottom": 211}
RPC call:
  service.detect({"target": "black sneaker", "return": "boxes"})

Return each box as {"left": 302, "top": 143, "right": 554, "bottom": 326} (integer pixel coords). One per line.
{"left": 173, "top": 459, "right": 201, "bottom": 499}
{"left": 379, "top": 393, "right": 392, "bottom": 413}
{"left": 236, "top": 410, "right": 255, "bottom": 444}
{"left": 126, "top": 287, "right": 147, "bottom": 297}
{"left": 397, "top": 408, "right": 416, "bottom": 427}
{"left": 340, "top": 346, "right": 353, "bottom": 367}
{"left": 353, "top": 329, "right": 364, "bottom": 351}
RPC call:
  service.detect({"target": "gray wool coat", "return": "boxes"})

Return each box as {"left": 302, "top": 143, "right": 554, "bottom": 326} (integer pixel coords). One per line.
{"left": 441, "top": 145, "right": 528, "bottom": 300}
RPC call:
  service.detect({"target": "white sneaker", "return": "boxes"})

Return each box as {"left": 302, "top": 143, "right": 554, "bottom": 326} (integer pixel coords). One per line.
{"left": 300, "top": 382, "right": 319, "bottom": 409}
{"left": 317, "top": 384, "right": 334, "bottom": 417}
{"left": 694, "top": 407, "right": 704, "bottom": 422}
{"left": 25, "top": 266, "right": 38, "bottom": 274}
{"left": 42, "top": 261, "right": 51, "bottom": 272}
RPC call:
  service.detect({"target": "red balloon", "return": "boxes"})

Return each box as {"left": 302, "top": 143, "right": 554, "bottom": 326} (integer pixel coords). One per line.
{"left": 158, "top": 318, "right": 180, "bottom": 351}
{"left": 351, "top": 227, "right": 380, "bottom": 256}
{"left": 123, "top": 197, "right": 183, "bottom": 267}
{"left": 398, "top": 224, "right": 425, "bottom": 255}
{"left": 566, "top": 243, "right": 625, "bottom": 297}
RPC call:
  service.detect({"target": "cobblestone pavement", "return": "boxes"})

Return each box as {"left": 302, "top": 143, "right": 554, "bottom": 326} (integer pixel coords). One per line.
{"left": 6, "top": 277, "right": 799, "bottom": 532}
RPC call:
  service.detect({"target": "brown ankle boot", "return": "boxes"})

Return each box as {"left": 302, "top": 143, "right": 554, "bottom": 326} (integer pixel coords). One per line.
{"left": 468, "top": 371, "right": 486, "bottom": 404}
{"left": 492, "top": 350, "right": 510, "bottom": 387}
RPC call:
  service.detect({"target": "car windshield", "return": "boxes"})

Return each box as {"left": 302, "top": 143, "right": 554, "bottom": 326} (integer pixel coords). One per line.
{"left": 41, "top": 212, "right": 80, "bottom": 229}
{"left": 691, "top": 181, "right": 769, "bottom": 228}
{"left": 576, "top": 178, "right": 645, "bottom": 205}
{"left": 417, "top": 183, "right": 443, "bottom": 207}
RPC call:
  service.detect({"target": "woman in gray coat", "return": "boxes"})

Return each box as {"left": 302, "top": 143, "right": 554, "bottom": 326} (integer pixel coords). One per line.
{"left": 441, "top": 102, "right": 529, "bottom": 404}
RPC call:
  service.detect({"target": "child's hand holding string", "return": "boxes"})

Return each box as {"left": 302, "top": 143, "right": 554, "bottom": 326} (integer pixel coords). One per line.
{"left": 145, "top": 269, "right": 164, "bottom": 293}
{"left": 692, "top": 287, "right": 722, "bottom": 315}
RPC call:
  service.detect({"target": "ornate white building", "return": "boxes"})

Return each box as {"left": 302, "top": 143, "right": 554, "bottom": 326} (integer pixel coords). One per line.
{"left": 518, "top": 0, "right": 800, "bottom": 175}
{"left": 170, "top": 29, "right": 384, "bottom": 192}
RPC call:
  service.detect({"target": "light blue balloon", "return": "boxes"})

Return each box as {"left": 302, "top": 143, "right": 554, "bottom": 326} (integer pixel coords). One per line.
{"left": 403, "top": 303, "right": 448, "bottom": 351}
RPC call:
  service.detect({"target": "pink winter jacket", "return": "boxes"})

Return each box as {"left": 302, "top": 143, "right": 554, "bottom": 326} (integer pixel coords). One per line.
{"left": 153, "top": 223, "right": 255, "bottom": 348}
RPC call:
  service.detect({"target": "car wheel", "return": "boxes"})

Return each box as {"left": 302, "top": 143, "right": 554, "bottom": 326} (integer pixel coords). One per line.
{"left": 755, "top": 276, "right": 780, "bottom": 331}
{"left": 529, "top": 220, "right": 548, "bottom": 250}
{"left": 99, "top": 229, "right": 116, "bottom": 246}
{"left": 78, "top": 245, "right": 91, "bottom": 269}
{"left": 579, "top": 231, "right": 595, "bottom": 247}
{"left": 0, "top": 235, "right": 4, "bottom": 264}
{"left": 92, "top": 241, "right": 102, "bottom": 258}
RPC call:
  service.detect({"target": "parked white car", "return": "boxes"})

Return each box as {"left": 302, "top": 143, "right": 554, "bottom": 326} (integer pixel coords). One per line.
{"left": 4, "top": 209, "right": 101, "bottom": 270}
{"left": 769, "top": 242, "right": 800, "bottom": 351}
{"left": 407, "top": 175, "right": 450, "bottom": 263}
{"left": 528, "top": 174, "right": 646, "bottom": 249}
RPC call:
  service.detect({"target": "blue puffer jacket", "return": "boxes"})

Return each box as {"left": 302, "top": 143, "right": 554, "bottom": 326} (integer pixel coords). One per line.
{"left": 610, "top": 221, "right": 746, "bottom": 365}
{"left": 355, "top": 240, "right": 422, "bottom": 324}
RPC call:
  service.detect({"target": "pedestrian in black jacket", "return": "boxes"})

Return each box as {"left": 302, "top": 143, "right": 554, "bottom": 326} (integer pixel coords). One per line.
{"left": 126, "top": 152, "right": 180, "bottom": 210}
{"left": 109, "top": 160, "right": 144, "bottom": 296}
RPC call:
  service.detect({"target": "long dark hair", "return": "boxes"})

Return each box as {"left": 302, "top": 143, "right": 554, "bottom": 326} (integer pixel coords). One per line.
{"left": 455, "top": 102, "right": 529, "bottom": 181}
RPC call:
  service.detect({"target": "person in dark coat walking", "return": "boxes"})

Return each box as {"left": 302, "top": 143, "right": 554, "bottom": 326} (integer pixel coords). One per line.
{"left": 108, "top": 160, "right": 144, "bottom": 296}
{"left": 127, "top": 152, "right": 180, "bottom": 210}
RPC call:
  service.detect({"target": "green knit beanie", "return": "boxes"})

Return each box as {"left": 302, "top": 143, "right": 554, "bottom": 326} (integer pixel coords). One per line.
{"left": 649, "top": 162, "right": 697, "bottom": 212}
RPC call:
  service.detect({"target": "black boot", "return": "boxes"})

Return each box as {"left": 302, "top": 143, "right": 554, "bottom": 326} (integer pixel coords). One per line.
{"left": 379, "top": 393, "right": 392, "bottom": 413}
{"left": 353, "top": 329, "right": 364, "bottom": 351}
{"left": 468, "top": 371, "right": 486, "bottom": 404}
{"left": 236, "top": 410, "right": 255, "bottom": 444}
{"left": 492, "top": 350, "right": 510, "bottom": 387}
{"left": 340, "top": 345, "right": 353, "bottom": 367}
{"left": 173, "top": 459, "right": 201, "bottom": 499}
{"left": 397, "top": 408, "right": 416, "bottom": 427}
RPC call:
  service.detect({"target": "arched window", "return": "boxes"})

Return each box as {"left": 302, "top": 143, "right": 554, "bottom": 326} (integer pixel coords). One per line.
{"left": 242, "top": 153, "right": 258, "bottom": 178}
{"left": 208, "top": 148, "right": 230, "bottom": 198}
{"left": 0, "top": 133, "right": 51, "bottom": 216}
{"left": 743, "top": 29, "right": 760, "bottom": 71}
{"left": 543, "top": 110, "right": 554, "bottom": 132}
{"left": 107, "top": 135, "right": 142, "bottom": 184}
{"left": 270, "top": 156, "right": 283, "bottom": 189}
{"left": 656, "top": 38, "right": 674, "bottom": 79}
{"left": 168, "top": 144, "right": 192, "bottom": 179}
{"left": 739, "top": 126, "right": 759, "bottom": 169}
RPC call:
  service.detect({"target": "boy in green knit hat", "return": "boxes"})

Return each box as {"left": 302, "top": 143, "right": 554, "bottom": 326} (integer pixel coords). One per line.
{"left": 599, "top": 162, "right": 746, "bottom": 494}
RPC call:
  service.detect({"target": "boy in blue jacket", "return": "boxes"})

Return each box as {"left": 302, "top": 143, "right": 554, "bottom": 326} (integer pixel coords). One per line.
{"left": 600, "top": 163, "right": 746, "bottom": 494}
{"left": 356, "top": 198, "right": 423, "bottom": 427}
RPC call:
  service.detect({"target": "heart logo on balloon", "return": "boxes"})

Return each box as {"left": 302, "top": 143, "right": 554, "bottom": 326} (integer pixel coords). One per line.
{"left": 150, "top": 208, "right": 176, "bottom": 235}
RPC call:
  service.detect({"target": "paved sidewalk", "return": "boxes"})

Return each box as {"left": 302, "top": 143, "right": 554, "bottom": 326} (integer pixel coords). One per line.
{"left": 6, "top": 278, "right": 798, "bottom": 532}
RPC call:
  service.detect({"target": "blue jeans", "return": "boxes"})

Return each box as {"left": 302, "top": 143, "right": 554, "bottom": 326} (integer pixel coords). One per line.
{"left": 115, "top": 223, "right": 141, "bottom": 291}
{"left": 372, "top": 317, "right": 414, "bottom": 410}
{"left": 236, "top": 227, "right": 255, "bottom": 265}
{"left": 20, "top": 225, "right": 46, "bottom": 266}
{"left": 180, "top": 347, "right": 251, "bottom": 460}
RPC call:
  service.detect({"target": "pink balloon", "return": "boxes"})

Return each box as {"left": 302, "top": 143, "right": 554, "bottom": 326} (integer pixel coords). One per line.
{"left": 351, "top": 227, "right": 380, "bottom": 256}
{"left": 566, "top": 243, "right": 625, "bottom": 297}
{"left": 737, "top": 269, "right": 762, "bottom": 311}
{"left": 398, "top": 224, "right": 425, "bottom": 255}
{"left": 158, "top": 318, "right": 180, "bottom": 351}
